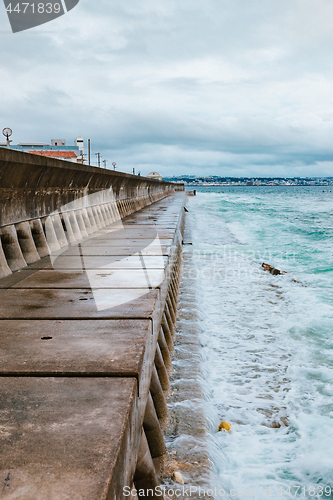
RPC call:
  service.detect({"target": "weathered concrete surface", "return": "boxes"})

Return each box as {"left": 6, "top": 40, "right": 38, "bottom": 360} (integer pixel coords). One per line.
{"left": 0, "top": 320, "right": 152, "bottom": 378}
{"left": 0, "top": 288, "right": 161, "bottom": 319}
{"left": 0, "top": 191, "right": 186, "bottom": 498}
{"left": 58, "top": 244, "right": 172, "bottom": 257}
{"left": 27, "top": 255, "right": 169, "bottom": 270}
{"left": 0, "top": 377, "right": 138, "bottom": 500}
{"left": 85, "top": 229, "right": 176, "bottom": 239}
{"left": 77, "top": 236, "right": 174, "bottom": 246}
{"left": 10, "top": 269, "right": 166, "bottom": 289}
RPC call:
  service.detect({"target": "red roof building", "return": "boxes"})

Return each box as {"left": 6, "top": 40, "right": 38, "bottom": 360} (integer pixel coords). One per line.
{"left": 28, "top": 150, "right": 79, "bottom": 162}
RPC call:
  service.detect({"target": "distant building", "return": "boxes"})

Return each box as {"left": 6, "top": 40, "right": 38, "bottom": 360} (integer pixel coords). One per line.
{"left": 28, "top": 150, "right": 78, "bottom": 162}
{"left": 147, "top": 172, "right": 162, "bottom": 181}
{"left": 74, "top": 137, "right": 84, "bottom": 158}
{"left": 51, "top": 139, "right": 66, "bottom": 147}
{"left": 0, "top": 138, "right": 84, "bottom": 163}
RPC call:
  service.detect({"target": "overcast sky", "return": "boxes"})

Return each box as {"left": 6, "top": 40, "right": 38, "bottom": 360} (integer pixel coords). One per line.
{"left": 1, "top": 0, "right": 333, "bottom": 177}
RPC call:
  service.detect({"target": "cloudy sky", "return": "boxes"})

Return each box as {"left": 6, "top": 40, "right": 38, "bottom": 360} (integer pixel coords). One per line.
{"left": 1, "top": 0, "right": 333, "bottom": 177}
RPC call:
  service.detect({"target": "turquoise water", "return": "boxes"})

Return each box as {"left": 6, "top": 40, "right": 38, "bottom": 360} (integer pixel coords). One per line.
{"left": 186, "top": 187, "right": 333, "bottom": 499}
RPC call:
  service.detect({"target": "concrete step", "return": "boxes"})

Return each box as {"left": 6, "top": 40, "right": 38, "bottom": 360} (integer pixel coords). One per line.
{"left": 27, "top": 255, "right": 169, "bottom": 271}
{"left": 0, "top": 319, "right": 152, "bottom": 380}
{"left": 0, "top": 288, "right": 161, "bottom": 320}
{"left": 10, "top": 269, "right": 166, "bottom": 289}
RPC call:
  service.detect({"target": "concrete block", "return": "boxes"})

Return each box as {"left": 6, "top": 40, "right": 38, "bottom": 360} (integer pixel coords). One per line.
{"left": 12, "top": 269, "right": 165, "bottom": 289}
{"left": 60, "top": 212, "right": 76, "bottom": 245}
{"left": 100, "top": 204, "right": 111, "bottom": 225}
{"left": 0, "top": 319, "right": 151, "bottom": 377}
{"left": 81, "top": 208, "right": 94, "bottom": 234}
{"left": 0, "top": 224, "right": 27, "bottom": 272}
{"left": 143, "top": 392, "right": 167, "bottom": 466}
{"left": 154, "top": 343, "right": 171, "bottom": 393}
{"left": 64, "top": 242, "right": 171, "bottom": 257}
{"left": 42, "top": 216, "right": 61, "bottom": 253}
{"left": 150, "top": 365, "right": 169, "bottom": 427}
{"left": 29, "top": 219, "right": 50, "bottom": 258}
{"left": 15, "top": 221, "right": 40, "bottom": 264}
{"left": 25, "top": 254, "right": 167, "bottom": 271}
{"left": 86, "top": 207, "right": 99, "bottom": 232}
{"left": 0, "top": 288, "right": 161, "bottom": 320}
{"left": 92, "top": 206, "right": 104, "bottom": 229}
{"left": 0, "top": 377, "right": 139, "bottom": 500}
{"left": 134, "top": 430, "right": 160, "bottom": 498}
{"left": 0, "top": 237, "right": 12, "bottom": 279}
{"left": 50, "top": 214, "right": 68, "bottom": 248}
{"left": 158, "top": 327, "right": 172, "bottom": 372}
{"left": 61, "top": 212, "right": 77, "bottom": 245}
{"left": 68, "top": 211, "right": 83, "bottom": 241}
{"left": 75, "top": 210, "right": 89, "bottom": 238}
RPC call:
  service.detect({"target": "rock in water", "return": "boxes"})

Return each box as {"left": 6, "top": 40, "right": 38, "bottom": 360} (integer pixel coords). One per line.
{"left": 262, "top": 262, "right": 287, "bottom": 275}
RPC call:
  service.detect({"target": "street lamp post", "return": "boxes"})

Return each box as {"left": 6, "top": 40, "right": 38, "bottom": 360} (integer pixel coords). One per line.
{"left": 2, "top": 128, "right": 12, "bottom": 149}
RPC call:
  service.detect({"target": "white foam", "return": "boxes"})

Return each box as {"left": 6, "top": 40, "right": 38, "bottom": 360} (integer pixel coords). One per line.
{"left": 186, "top": 188, "right": 333, "bottom": 495}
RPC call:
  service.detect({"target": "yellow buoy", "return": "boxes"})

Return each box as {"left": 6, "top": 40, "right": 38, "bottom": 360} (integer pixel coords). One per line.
{"left": 218, "top": 421, "right": 232, "bottom": 432}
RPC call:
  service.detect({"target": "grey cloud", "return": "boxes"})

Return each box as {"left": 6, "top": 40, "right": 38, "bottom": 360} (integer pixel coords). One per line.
{"left": 1, "top": 0, "right": 333, "bottom": 176}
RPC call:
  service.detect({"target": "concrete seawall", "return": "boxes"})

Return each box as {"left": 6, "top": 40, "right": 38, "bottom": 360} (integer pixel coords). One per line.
{"left": 0, "top": 150, "right": 186, "bottom": 499}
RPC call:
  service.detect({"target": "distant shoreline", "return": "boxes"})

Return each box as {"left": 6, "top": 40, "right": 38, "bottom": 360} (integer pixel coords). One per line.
{"left": 164, "top": 177, "right": 333, "bottom": 187}
{"left": 185, "top": 184, "right": 333, "bottom": 187}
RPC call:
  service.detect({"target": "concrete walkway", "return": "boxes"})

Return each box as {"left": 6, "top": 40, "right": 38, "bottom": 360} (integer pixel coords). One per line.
{"left": 0, "top": 192, "right": 185, "bottom": 500}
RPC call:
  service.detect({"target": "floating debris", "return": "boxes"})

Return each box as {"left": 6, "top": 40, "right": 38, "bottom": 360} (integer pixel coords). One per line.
{"left": 173, "top": 471, "right": 184, "bottom": 484}
{"left": 262, "top": 263, "right": 303, "bottom": 284}
{"left": 218, "top": 421, "right": 232, "bottom": 432}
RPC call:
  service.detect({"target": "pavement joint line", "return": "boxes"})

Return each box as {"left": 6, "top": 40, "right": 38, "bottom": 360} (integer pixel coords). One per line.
{"left": 0, "top": 373, "right": 140, "bottom": 378}
{"left": 0, "top": 316, "right": 155, "bottom": 321}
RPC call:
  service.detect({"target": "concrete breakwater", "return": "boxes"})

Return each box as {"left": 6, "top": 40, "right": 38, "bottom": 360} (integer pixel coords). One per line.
{"left": 0, "top": 149, "right": 186, "bottom": 499}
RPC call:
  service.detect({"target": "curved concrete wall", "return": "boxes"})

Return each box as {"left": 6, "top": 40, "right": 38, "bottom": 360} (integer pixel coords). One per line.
{"left": 0, "top": 148, "right": 184, "bottom": 279}
{"left": 0, "top": 148, "right": 183, "bottom": 227}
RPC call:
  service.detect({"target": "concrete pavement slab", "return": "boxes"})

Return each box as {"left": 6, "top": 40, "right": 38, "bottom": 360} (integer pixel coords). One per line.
{"left": 28, "top": 255, "right": 168, "bottom": 270}
{"left": 12, "top": 269, "right": 166, "bottom": 289}
{"left": 0, "top": 288, "right": 161, "bottom": 319}
{"left": 0, "top": 377, "right": 138, "bottom": 500}
{"left": 63, "top": 243, "right": 171, "bottom": 256}
{"left": 0, "top": 319, "right": 152, "bottom": 379}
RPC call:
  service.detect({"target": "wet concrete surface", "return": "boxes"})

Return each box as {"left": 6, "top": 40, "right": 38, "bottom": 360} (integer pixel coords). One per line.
{"left": 0, "top": 193, "right": 186, "bottom": 499}
{"left": 0, "top": 377, "right": 138, "bottom": 500}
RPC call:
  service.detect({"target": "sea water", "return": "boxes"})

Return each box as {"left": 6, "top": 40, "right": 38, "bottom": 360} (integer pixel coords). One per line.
{"left": 186, "top": 186, "right": 333, "bottom": 499}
